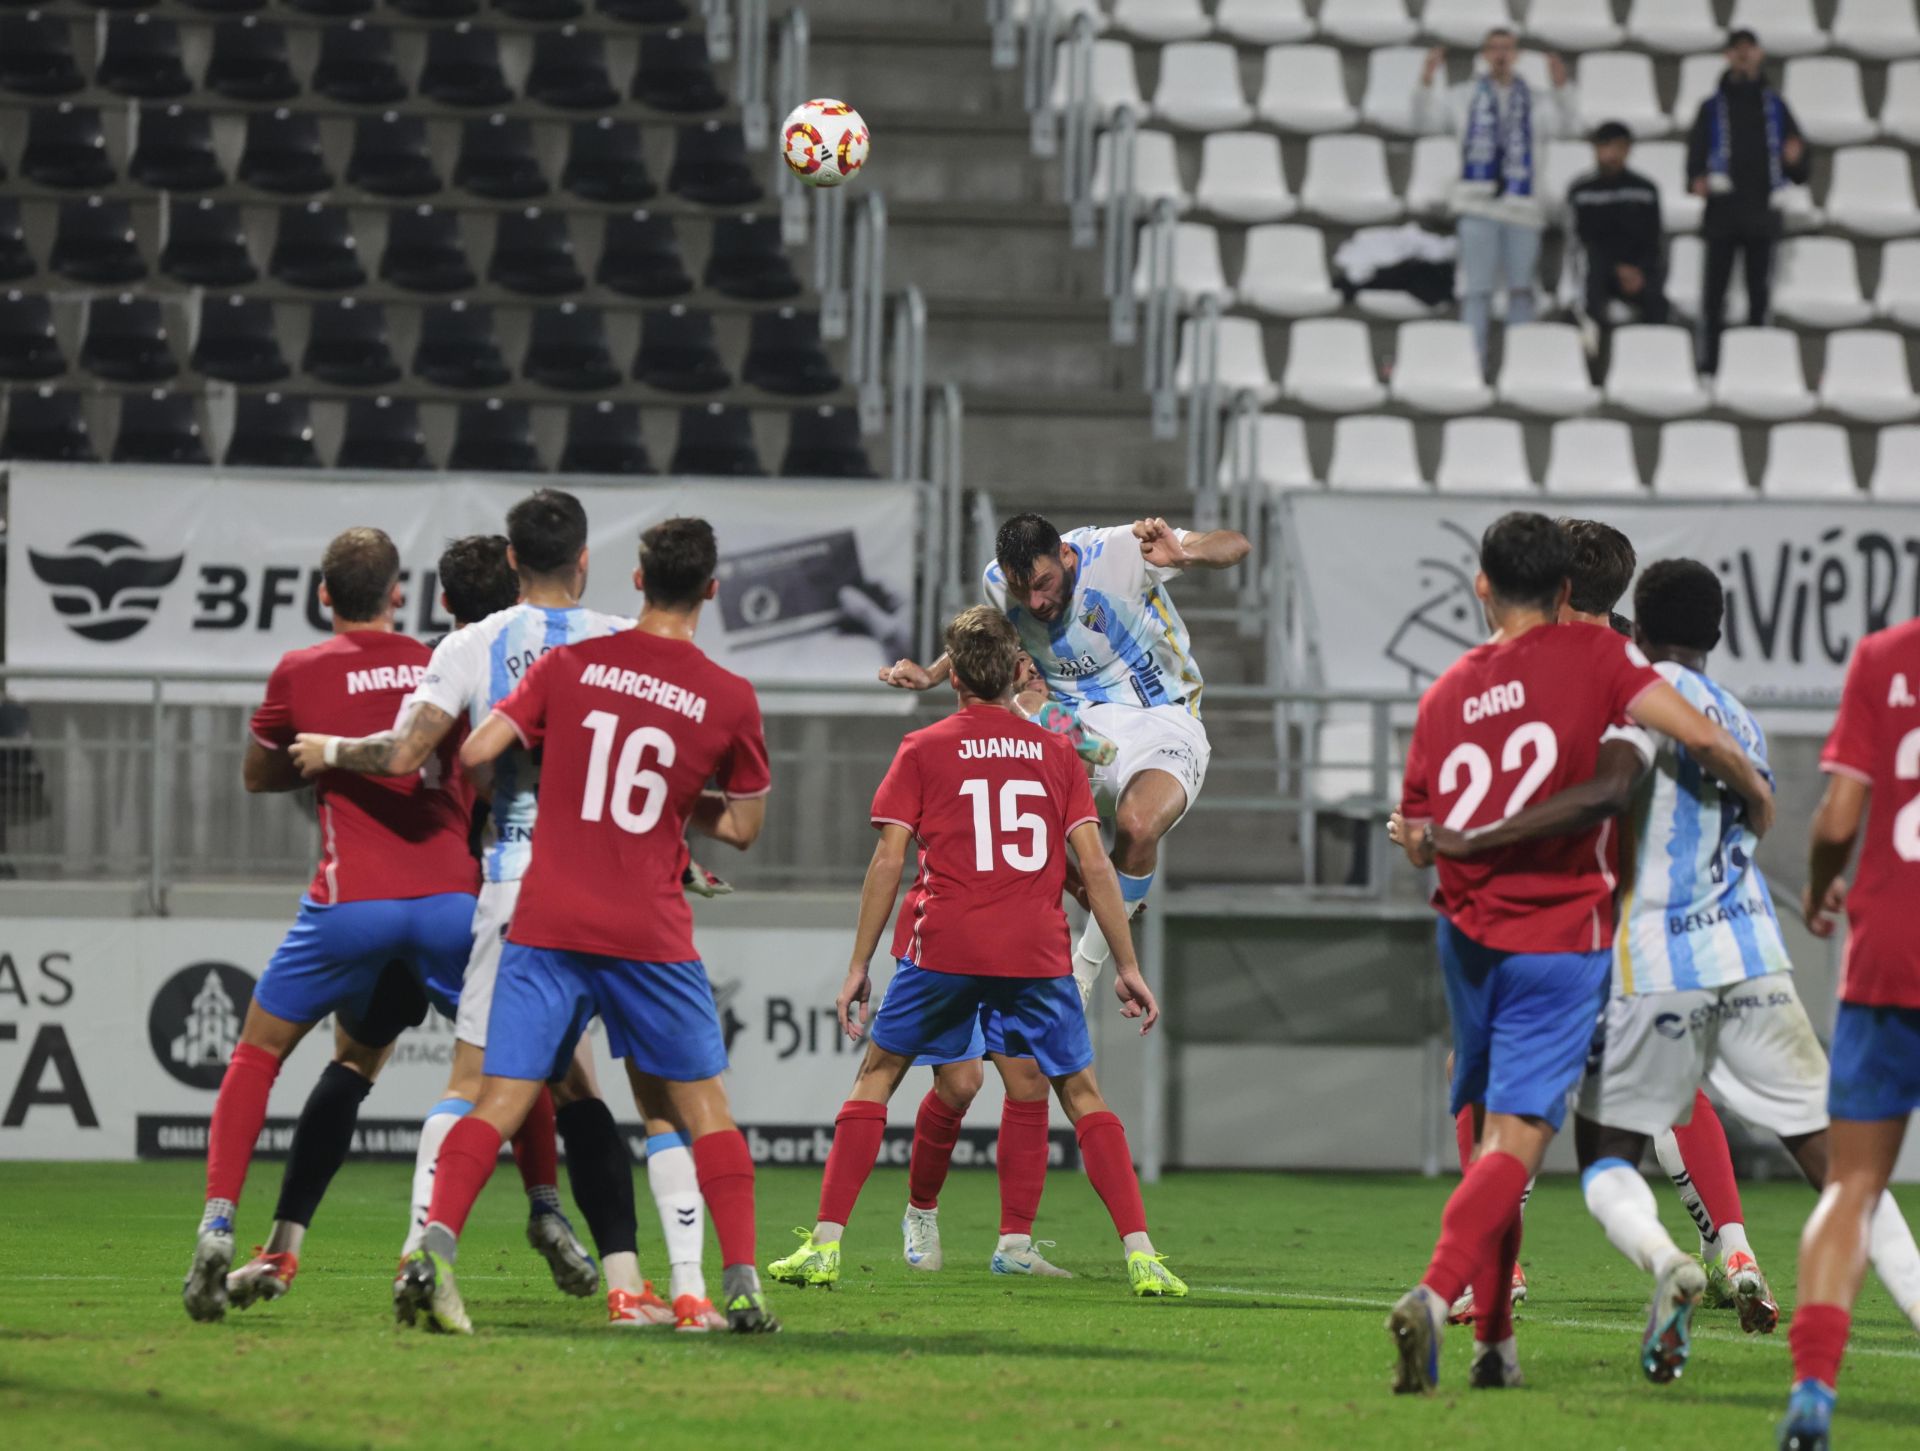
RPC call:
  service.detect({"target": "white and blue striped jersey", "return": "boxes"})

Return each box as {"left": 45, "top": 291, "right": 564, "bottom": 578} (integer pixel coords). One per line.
{"left": 1611, "top": 661, "right": 1791, "bottom": 995}
{"left": 982, "top": 525, "right": 1204, "bottom": 716}
{"left": 405, "top": 603, "right": 631, "bottom": 883}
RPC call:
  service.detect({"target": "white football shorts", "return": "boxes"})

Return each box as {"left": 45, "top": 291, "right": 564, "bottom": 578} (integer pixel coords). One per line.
{"left": 454, "top": 877, "right": 521, "bottom": 1050}
{"left": 1578, "top": 972, "right": 1830, "bottom": 1138}
{"left": 1079, "top": 701, "right": 1211, "bottom": 826}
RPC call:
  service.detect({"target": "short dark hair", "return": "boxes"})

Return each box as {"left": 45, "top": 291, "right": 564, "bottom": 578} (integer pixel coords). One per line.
{"left": 639, "top": 516, "right": 717, "bottom": 609}
{"left": 945, "top": 605, "right": 1023, "bottom": 701}
{"left": 321, "top": 526, "right": 400, "bottom": 623}
{"left": 438, "top": 534, "right": 517, "bottom": 627}
{"left": 1483, "top": 25, "right": 1516, "bottom": 44}
{"left": 1479, "top": 512, "right": 1571, "bottom": 614}
{"left": 506, "top": 488, "right": 588, "bottom": 577}
{"left": 1726, "top": 26, "right": 1760, "bottom": 48}
{"left": 1558, "top": 518, "right": 1638, "bottom": 616}
{"left": 1590, "top": 120, "right": 1633, "bottom": 146}
{"left": 1634, "top": 558, "right": 1724, "bottom": 654}
{"left": 995, "top": 512, "right": 1063, "bottom": 584}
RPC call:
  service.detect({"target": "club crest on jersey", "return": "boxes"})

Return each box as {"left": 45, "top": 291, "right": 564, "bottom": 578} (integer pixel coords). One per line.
{"left": 1080, "top": 601, "right": 1108, "bottom": 633}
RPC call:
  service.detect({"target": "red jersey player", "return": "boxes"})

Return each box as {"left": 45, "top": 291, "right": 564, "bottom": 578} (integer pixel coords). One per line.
{"left": 1780, "top": 618, "right": 1920, "bottom": 1450}
{"left": 399, "top": 516, "right": 780, "bottom": 1335}
{"left": 1384, "top": 512, "right": 1772, "bottom": 1394}
{"left": 183, "top": 527, "right": 478, "bottom": 1324}
{"left": 765, "top": 606, "right": 1187, "bottom": 1299}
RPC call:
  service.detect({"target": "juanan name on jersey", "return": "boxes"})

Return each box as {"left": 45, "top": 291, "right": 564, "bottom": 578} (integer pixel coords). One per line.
{"left": 346, "top": 664, "right": 429, "bottom": 695}
{"left": 958, "top": 737, "right": 1045, "bottom": 761}
{"left": 579, "top": 661, "right": 708, "bottom": 723}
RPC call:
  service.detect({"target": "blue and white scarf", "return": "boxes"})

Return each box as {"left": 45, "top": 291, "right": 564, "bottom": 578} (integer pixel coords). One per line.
{"left": 1709, "top": 84, "right": 1788, "bottom": 193}
{"left": 1460, "top": 74, "right": 1533, "bottom": 198}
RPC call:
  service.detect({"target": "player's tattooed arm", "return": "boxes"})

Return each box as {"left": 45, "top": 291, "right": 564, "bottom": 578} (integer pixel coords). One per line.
{"left": 242, "top": 739, "right": 307, "bottom": 794}
{"left": 1071, "top": 821, "right": 1159, "bottom": 1032}
{"left": 1804, "top": 774, "right": 1868, "bottom": 937}
{"left": 839, "top": 824, "right": 913, "bottom": 1038}
{"left": 1427, "top": 739, "right": 1649, "bottom": 860}
{"left": 878, "top": 653, "right": 952, "bottom": 691}
{"left": 288, "top": 704, "right": 456, "bottom": 780}
{"left": 690, "top": 790, "right": 767, "bottom": 850}
{"left": 1132, "top": 517, "right": 1251, "bottom": 572}
{"left": 1627, "top": 682, "right": 1776, "bottom": 837}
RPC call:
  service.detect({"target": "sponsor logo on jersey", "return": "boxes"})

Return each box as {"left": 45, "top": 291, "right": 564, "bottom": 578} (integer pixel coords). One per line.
{"left": 28, "top": 532, "right": 185, "bottom": 643}
{"left": 148, "top": 962, "right": 257, "bottom": 1090}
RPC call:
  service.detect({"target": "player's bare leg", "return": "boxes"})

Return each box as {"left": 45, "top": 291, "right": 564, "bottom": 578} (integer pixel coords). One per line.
{"left": 1047, "top": 1066, "right": 1182, "bottom": 1296}
{"left": 1073, "top": 769, "right": 1186, "bottom": 1007}
{"left": 991, "top": 1054, "right": 1070, "bottom": 1278}
{"left": 903, "top": 1058, "right": 979, "bottom": 1273}
{"left": 658, "top": 1073, "right": 779, "bottom": 1333}
{"left": 626, "top": 1063, "right": 725, "bottom": 1331}
{"left": 1778, "top": 1128, "right": 1920, "bottom": 1339}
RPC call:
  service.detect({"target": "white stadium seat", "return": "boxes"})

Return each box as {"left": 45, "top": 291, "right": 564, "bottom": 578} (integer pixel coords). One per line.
{"left": 1012, "top": 0, "right": 1108, "bottom": 28}
{"left": 1112, "top": 0, "right": 1213, "bottom": 43}
{"left": 1654, "top": 420, "right": 1752, "bottom": 496}
{"left": 1316, "top": 0, "right": 1417, "bottom": 49}
{"left": 1391, "top": 320, "right": 1494, "bottom": 414}
{"left": 1712, "top": 326, "right": 1816, "bottom": 419}
{"left": 1784, "top": 57, "right": 1878, "bottom": 146}
{"left": 1824, "top": 146, "right": 1920, "bottom": 236}
{"left": 1091, "top": 130, "right": 1191, "bottom": 210}
{"left": 1222, "top": 412, "right": 1317, "bottom": 489}
{"left": 1132, "top": 221, "right": 1232, "bottom": 303}
{"left": 1605, "top": 325, "right": 1710, "bottom": 416}
{"left": 1284, "top": 317, "right": 1387, "bottom": 411}
{"left": 1762, "top": 423, "right": 1860, "bottom": 498}
{"left": 1406, "top": 134, "right": 1464, "bottom": 216}
{"left": 1360, "top": 46, "right": 1429, "bottom": 135}
{"left": 1496, "top": 322, "right": 1601, "bottom": 416}
{"left": 1153, "top": 42, "right": 1256, "bottom": 131}
{"left": 1215, "top": 0, "right": 1315, "bottom": 45}
{"left": 1258, "top": 46, "right": 1359, "bottom": 134}
{"left": 1544, "top": 419, "right": 1645, "bottom": 494}
{"left": 1728, "top": 0, "right": 1829, "bottom": 59}
{"left": 1875, "top": 238, "right": 1920, "bottom": 325}
{"left": 1772, "top": 236, "right": 1873, "bottom": 326}
{"left": 1579, "top": 53, "right": 1670, "bottom": 139}
{"left": 1195, "top": 131, "right": 1294, "bottom": 221}
{"left": 1174, "top": 315, "right": 1279, "bottom": 402}
{"left": 1421, "top": 0, "right": 1515, "bottom": 50}
{"left": 1527, "top": 0, "right": 1624, "bottom": 52}
{"left": 1327, "top": 414, "right": 1425, "bottom": 490}
{"left": 1542, "top": 140, "right": 1594, "bottom": 224}
{"left": 1636, "top": 139, "right": 1704, "bottom": 233}
{"left": 1666, "top": 234, "right": 1752, "bottom": 324}
{"left": 1237, "top": 225, "right": 1342, "bottom": 316}
{"left": 1819, "top": 329, "right": 1920, "bottom": 422}
{"left": 1629, "top": 0, "right": 1724, "bottom": 55}
{"left": 1436, "top": 418, "right": 1536, "bottom": 493}
{"left": 1880, "top": 61, "right": 1920, "bottom": 146}
{"left": 1870, "top": 425, "right": 1920, "bottom": 497}
{"left": 1833, "top": 0, "right": 1920, "bottom": 61}
{"left": 1300, "top": 134, "right": 1402, "bottom": 225}
{"left": 1669, "top": 54, "right": 1725, "bottom": 133}
{"left": 1051, "top": 39, "right": 1147, "bottom": 118}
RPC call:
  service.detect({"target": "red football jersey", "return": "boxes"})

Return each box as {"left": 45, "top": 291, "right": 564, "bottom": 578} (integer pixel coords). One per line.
{"left": 1820, "top": 619, "right": 1920, "bottom": 1010}
{"left": 495, "top": 629, "right": 770, "bottom": 962}
{"left": 1401, "top": 622, "right": 1665, "bottom": 954}
{"left": 871, "top": 703, "right": 1101, "bottom": 979}
{"left": 249, "top": 631, "right": 476, "bottom": 905}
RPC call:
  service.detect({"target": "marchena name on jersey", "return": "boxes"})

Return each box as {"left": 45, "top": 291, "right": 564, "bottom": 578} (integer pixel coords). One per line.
{"left": 345, "top": 663, "right": 428, "bottom": 695}
{"left": 957, "top": 737, "right": 1045, "bottom": 761}
{"left": 579, "top": 661, "right": 708, "bottom": 722}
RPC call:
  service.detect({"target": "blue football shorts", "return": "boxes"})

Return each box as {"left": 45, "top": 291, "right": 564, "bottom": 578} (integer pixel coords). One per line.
{"left": 252, "top": 892, "right": 474, "bottom": 1029}
{"left": 1828, "top": 1002, "right": 1920, "bottom": 1122}
{"left": 871, "top": 959, "right": 1091, "bottom": 1079}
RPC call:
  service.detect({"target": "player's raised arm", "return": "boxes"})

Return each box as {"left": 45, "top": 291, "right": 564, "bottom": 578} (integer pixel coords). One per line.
{"left": 459, "top": 710, "right": 522, "bottom": 772}
{"left": 1132, "top": 517, "right": 1251, "bottom": 572}
{"left": 289, "top": 702, "right": 456, "bottom": 780}
{"left": 877, "top": 653, "right": 952, "bottom": 691}
{"left": 1428, "top": 739, "right": 1651, "bottom": 860}
{"left": 243, "top": 661, "right": 305, "bottom": 793}
{"left": 1627, "top": 682, "right": 1776, "bottom": 838}
{"left": 1070, "top": 820, "right": 1159, "bottom": 1032}
{"left": 839, "top": 822, "right": 913, "bottom": 1038}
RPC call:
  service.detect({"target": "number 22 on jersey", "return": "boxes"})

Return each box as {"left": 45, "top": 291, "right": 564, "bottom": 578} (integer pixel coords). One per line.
{"left": 1438, "top": 721, "right": 1560, "bottom": 831}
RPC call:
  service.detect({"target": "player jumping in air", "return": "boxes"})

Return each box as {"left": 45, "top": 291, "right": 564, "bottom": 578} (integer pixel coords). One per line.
{"left": 767, "top": 606, "right": 1186, "bottom": 1299}
{"left": 291, "top": 493, "right": 726, "bottom": 1330}
{"left": 1780, "top": 616, "right": 1920, "bottom": 1450}
{"left": 183, "top": 528, "right": 479, "bottom": 1323}
{"left": 1385, "top": 513, "right": 1772, "bottom": 1393}
{"left": 396, "top": 516, "right": 779, "bottom": 1335}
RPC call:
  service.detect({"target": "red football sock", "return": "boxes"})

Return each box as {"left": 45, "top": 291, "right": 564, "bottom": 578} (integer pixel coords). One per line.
{"left": 1455, "top": 1105, "right": 1477, "bottom": 1173}
{"left": 692, "top": 1128, "right": 758, "bottom": 1267}
{"left": 909, "top": 1091, "right": 966, "bottom": 1211}
{"left": 511, "top": 1086, "right": 559, "bottom": 1194}
{"left": 1075, "top": 1110, "right": 1147, "bottom": 1240}
{"left": 205, "top": 1042, "right": 282, "bottom": 1207}
{"left": 1674, "top": 1091, "right": 1745, "bottom": 1238}
{"left": 425, "top": 1116, "right": 503, "bottom": 1238}
{"left": 818, "top": 1099, "right": 889, "bottom": 1225}
{"left": 1421, "top": 1150, "right": 1530, "bottom": 1305}
{"left": 1789, "top": 1302, "right": 1852, "bottom": 1389}
{"left": 1473, "top": 1205, "right": 1525, "bottom": 1344}
{"left": 998, "top": 1097, "right": 1051, "bottom": 1236}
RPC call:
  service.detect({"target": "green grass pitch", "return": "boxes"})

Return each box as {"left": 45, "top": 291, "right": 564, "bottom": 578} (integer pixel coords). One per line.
{"left": 2, "top": 1162, "right": 1916, "bottom": 1449}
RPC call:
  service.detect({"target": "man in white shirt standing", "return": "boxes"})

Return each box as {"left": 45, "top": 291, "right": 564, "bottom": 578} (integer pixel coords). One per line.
{"left": 1414, "top": 28, "right": 1580, "bottom": 372}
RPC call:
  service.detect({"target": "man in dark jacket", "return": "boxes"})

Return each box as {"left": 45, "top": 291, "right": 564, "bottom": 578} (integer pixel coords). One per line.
{"left": 1685, "top": 28, "right": 1810, "bottom": 373}
{"left": 1569, "top": 121, "right": 1669, "bottom": 367}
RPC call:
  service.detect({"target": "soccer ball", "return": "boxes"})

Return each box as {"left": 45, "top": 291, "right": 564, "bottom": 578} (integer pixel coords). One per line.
{"left": 781, "top": 99, "right": 870, "bottom": 188}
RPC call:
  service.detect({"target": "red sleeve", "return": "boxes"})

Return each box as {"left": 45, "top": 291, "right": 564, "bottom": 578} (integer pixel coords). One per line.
{"left": 494, "top": 649, "right": 557, "bottom": 750}
{"left": 1062, "top": 748, "right": 1100, "bottom": 836}
{"left": 1822, "top": 638, "right": 1879, "bottom": 785}
{"left": 719, "top": 688, "right": 772, "bottom": 799}
{"left": 249, "top": 660, "right": 295, "bottom": 750}
{"left": 1602, "top": 630, "right": 1667, "bottom": 726}
{"left": 870, "top": 737, "right": 922, "bottom": 834}
{"left": 1400, "top": 705, "right": 1432, "bottom": 824}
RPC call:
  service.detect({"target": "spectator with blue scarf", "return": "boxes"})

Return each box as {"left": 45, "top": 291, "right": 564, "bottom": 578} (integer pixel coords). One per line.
{"left": 1685, "top": 28, "right": 1809, "bottom": 375}
{"left": 1414, "top": 28, "right": 1579, "bottom": 373}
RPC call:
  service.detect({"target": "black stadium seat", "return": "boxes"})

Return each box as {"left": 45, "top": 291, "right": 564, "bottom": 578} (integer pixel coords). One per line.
{"left": 50, "top": 197, "right": 146, "bottom": 284}
{"left": 501, "top": 0, "right": 583, "bottom": 22}
{"left": 225, "top": 391, "right": 320, "bottom": 468}
{"left": 347, "top": 112, "right": 442, "bottom": 198}
{"left": 420, "top": 25, "right": 512, "bottom": 109}
{"left": 161, "top": 198, "right": 257, "bottom": 287}
{"left": 0, "top": 289, "right": 65, "bottom": 380}
{"left": 206, "top": 18, "right": 300, "bottom": 103}
{"left": 634, "top": 305, "right": 728, "bottom": 393}
{"left": 313, "top": 22, "right": 408, "bottom": 106}
{"left": 414, "top": 301, "right": 511, "bottom": 390}
{"left": 525, "top": 303, "right": 620, "bottom": 392}
{"left": 0, "top": 200, "right": 34, "bottom": 283}
{"left": 130, "top": 106, "right": 225, "bottom": 192}
{"left": 183, "top": 0, "right": 268, "bottom": 15}
{"left": 338, "top": 395, "right": 432, "bottom": 469}
{"left": 268, "top": 202, "right": 367, "bottom": 291}
{"left": 450, "top": 398, "right": 540, "bottom": 471}
{"left": 668, "top": 121, "right": 761, "bottom": 206}
{"left": 742, "top": 308, "right": 840, "bottom": 396}
{"left": 528, "top": 28, "right": 619, "bottom": 112}
{"left": 597, "top": 210, "right": 692, "bottom": 298}
{"left": 455, "top": 116, "right": 548, "bottom": 201}
{"left": 671, "top": 402, "right": 761, "bottom": 476}
{"left": 705, "top": 215, "right": 801, "bottom": 301}
{"left": 97, "top": 15, "right": 193, "bottom": 100}
{"left": 0, "top": 13, "right": 85, "bottom": 97}
{"left": 782, "top": 405, "right": 875, "bottom": 478}
{"left": 22, "top": 105, "right": 115, "bottom": 190}
{"left": 394, "top": 0, "right": 480, "bottom": 19}
{"left": 489, "top": 208, "right": 584, "bottom": 296}
{"left": 303, "top": 298, "right": 400, "bottom": 387}
{"left": 288, "top": 0, "right": 374, "bottom": 17}
{"left": 113, "top": 390, "right": 209, "bottom": 465}
{"left": 79, "top": 293, "right": 177, "bottom": 383}
{"left": 2, "top": 387, "right": 95, "bottom": 462}
{"left": 562, "top": 118, "right": 655, "bottom": 204}
{"left": 239, "top": 109, "right": 334, "bottom": 195}
{"left": 599, "top": 0, "right": 691, "bottom": 21}
{"left": 190, "top": 293, "right": 290, "bottom": 383}
{"left": 633, "top": 27, "right": 724, "bottom": 112}
{"left": 560, "top": 399, "right": 652, "bottom": 474}
{"left": 381, "top": 205, "right": 476, "bottom": 293}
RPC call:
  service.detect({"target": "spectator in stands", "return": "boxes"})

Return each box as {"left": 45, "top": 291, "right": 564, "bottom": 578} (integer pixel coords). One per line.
{"left": 1414, "top": 27, "right": 1580, "bottom": 374}
{"left": 1685, "top": 27, "right": 1809, "bottom": 375}
{"left": 1568, "top": 121, "right": 1669, "bottom": 371}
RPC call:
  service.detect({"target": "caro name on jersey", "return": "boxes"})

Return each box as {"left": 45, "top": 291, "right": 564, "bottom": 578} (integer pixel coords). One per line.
{"left": 406, "top": 603, "right": 631, "bottom": 883}
{"left": 1400, "top": 623, "right": 1665, "bottom": 954}
{"left": 1612, "top": 662, "right": 1790, "bottom": 996}
{"left": 983, "top": 525, "right": 1203, "bottom": 716}
{"left": 1821, "top": 618, "right": 1920, "bottom": 1010}
{"left": 493, "top": 629, "right": 769, "bottom": 963}
{"left": 870, "top": 703, "right": 1100, "bottom": 979}
{"left": 250, "top": 631, "right": 476, "bottom": 905}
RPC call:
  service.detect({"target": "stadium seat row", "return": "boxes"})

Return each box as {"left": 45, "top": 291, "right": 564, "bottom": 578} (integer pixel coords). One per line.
{"left": 0, "top": 387, "right": 874, "bottom": 476}
{"left": 1180, "top": 318, "right": 1920, "bottom": 424}
{"left": 0, "top": 16, "right": 728, "bottom": 112}
{"left": 0, "top": 0, "right": 696, "bottom": 22}
{"left": 1227, "top": 413, "right": 1919, "bottom": 500}
{"left": 0, "top": 291, "right": 841, "bottom": 396}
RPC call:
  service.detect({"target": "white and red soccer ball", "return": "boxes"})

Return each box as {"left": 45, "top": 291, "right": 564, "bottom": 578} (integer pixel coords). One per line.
{"left": 781, "top": 98, "right": 870, "bottom": 188}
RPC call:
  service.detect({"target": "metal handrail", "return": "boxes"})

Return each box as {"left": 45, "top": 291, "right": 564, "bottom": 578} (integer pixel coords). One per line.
{"left": 705, "top": 0, "right": 735, "bottom": 64}
{"left": 771, "top": 5, "right": 811, "bottom": 245}
{"left": 987, "top": 0, "right": 1018, "bottom": 68}
{"left": 733, "top": 0, "right": 770, "bottom": 150}
{"left": 848, "top": 193, "right": 889, "bottom": 432}
{"left": 1101, "top": 105, "right": 1141, "bottom": 339}
{"left": 888, "top": 285, "right": 928, "bottom": 484}
{"left": 1059, "top": 13, "right": 1097, "bottom": 244}
{"left": 1222, "top": 388, "right": 1267, "bottom": 622}
{"left": 814, "top": 188, "right": 850, "bottom": 339}
{"left": 1182, "top": 295, "right": 1224, "bottom": 530}
{"left": 1024, "top": 0, "right": 1060, "bottom": 156}
{"left": 928, "top": 383, "right": 967, "bottom": 624}
{"left": 1140, "top": 197, "right": 1180, "bottom": 432}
